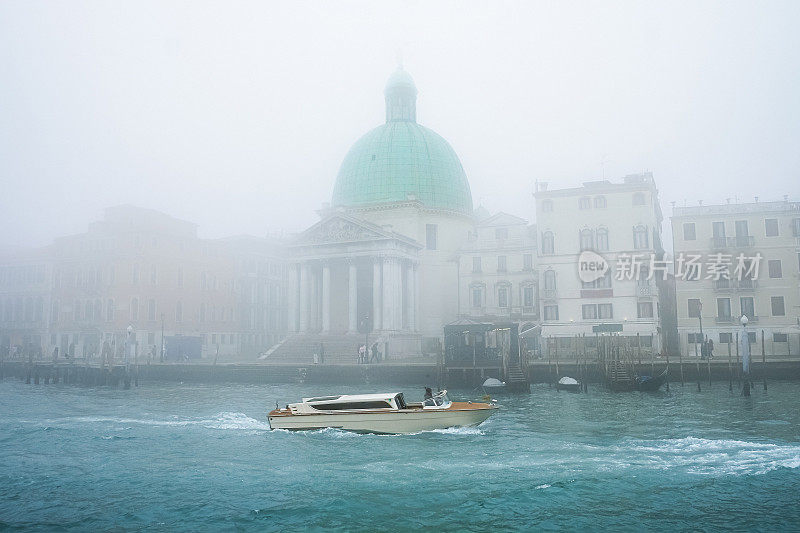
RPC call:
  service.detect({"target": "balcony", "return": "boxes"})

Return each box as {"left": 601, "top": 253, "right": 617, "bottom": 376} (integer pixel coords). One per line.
{"left": 542, "top": 288, "right": 558, "bottom": 300}
{"left": 580, "top": 288, "right": 613, "bottom": 299}
{"left": 713, "top": 279, "right": 733, "bottom": 292}
{"left": 715, "top": 315, "right": 735, "bottom": 324}
{"left": 729, "top": 235, "right": 755, "bottom": 248}
{"left": 709, "top": 236, "right": 728, "bottom": 249}
{"left": 737, "top": 279, "right": 758, "bottom": 291}
{"left": 636, "top": 283, "right": 654, "bottom": 297}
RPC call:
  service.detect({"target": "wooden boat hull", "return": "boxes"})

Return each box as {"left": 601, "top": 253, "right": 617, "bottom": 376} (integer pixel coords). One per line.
{"left": 268, "top": 402, "right": 497, "bottom": 434}
{"left": 636, "top": 368, "right": 669, "bottom": 392}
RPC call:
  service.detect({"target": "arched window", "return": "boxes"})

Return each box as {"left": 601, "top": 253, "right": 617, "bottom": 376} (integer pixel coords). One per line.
{"left": 470, "top": 283, "right": 484, "bottom": 308}
{"left": 84, "top": 300, "right": 93, "bottom": 321}
{"left": 541, "top": 231, "right": 554, "bottom": 255}
{"left": 633, "top": 225, "right": 649, "bottom": 249}
{"left": 594, "top": 196, "right": 607, "bottom": 208}
{"left": 541, "top": 200, "right": 553, "bottom": 212}
{"left": 580, "top": 229, "right": 594, "bottom": 251}
{"left": 496, "top": 282, "right": 511, "bottom": 308}
{"left": 633, "top": 192, "right": 645, "bottom": 205}
{"left": 544, "top": 270, "right": 557, "bottom": 291}
{"left": 106, "top": 299, "right": 114, "bottom": 321}
{"left": 579, "top": 197, "right": 591, "bottom": 210}
{"left": 596, "top": 228, "right": 609, "bottom": 251}
{"left": 51, "top": 300, "right": 59, "bottom": 324}
{"left": 94, "top": 299, "right": 102, "bottom": 322}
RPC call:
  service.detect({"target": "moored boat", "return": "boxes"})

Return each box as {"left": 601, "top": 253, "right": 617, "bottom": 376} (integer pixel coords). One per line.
{"left": 556, "top": 376, "right": 581, "bottom": 392}
{"left": 268, "top": 390, "right": 497, "bottom": 434}
{"left": 635, "top": 367, "right": 669, "bottom": 392}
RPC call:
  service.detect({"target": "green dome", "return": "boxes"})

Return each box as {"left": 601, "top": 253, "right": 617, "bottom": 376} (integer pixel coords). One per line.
{"left": 331, "top": 68, "right": 473, "bottom": 216}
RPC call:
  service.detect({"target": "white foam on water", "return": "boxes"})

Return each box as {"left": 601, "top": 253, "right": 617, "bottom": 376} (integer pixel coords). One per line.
{"left": 535, "top": 484, "right": 551, "bottom": 489}
{"left": 57, "top": 413, "right": 271, "bottom": 432}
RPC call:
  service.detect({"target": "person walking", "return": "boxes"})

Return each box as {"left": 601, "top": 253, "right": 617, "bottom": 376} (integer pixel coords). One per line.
{"left": 707, "top": 338, "right": 714, "bottom": 359}
{"left": 370, "top": 341, "right": 379, "bottom": 364}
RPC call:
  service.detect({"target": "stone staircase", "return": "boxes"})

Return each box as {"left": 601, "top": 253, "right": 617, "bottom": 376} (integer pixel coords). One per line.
{"left": 505, "top": 361, "right": 530, "bottom": 392}
{"left": 607, "top": 360, "right": 635, "bottom": 390}
{"left": 263, "top": 334, "right": 369, "bottom": 365}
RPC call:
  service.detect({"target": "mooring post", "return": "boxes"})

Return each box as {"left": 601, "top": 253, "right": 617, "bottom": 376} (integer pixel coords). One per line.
{"left": 665, "top": 350, "right": 670, "bottom": 392}
{"left": 707, "top": 342, "right": 712, "bottom": 387}
{"left": 762, "top": 329, "right": 766, "bottom": 391}
{"left": 547, "top": 337, "right": 552, "bottom": 388}
{"left": 679, "top": 345, "right": 684, "bottom": 386}
{"left": 728, "top": 339, "right": 732, "bottom": 392}
{"left": 741, "top": 317, "right": 751, "bottom": 397}
{"left": 735, "top": 331, "right": 741, "bottom": 388}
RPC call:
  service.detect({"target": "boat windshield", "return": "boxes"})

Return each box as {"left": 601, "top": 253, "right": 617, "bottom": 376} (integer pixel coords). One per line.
{"left": 422, "top": 390, "right": 451, "bottom": 409}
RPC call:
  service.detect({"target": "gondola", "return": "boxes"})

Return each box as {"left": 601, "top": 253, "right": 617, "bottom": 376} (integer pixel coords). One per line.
{"left": 634, "top": 367, "right": 668, "bottom": 392}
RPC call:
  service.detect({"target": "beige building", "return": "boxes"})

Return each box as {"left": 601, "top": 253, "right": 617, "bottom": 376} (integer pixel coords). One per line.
{"left": 671, "top": 200, "right": 800, "bottom": 356}
{"left": 534, "top": 173, "right": 665, "bottom": 352}
{"left": 458, "top": 211, "right": 539, "bottom": 325}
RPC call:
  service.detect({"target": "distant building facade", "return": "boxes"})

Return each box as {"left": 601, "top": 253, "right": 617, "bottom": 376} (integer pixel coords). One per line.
{"left": 671, "top": 200, "right": 800, "bottom": 356}
{"left": 0, "top": 205, "right": 287, "bottom": 360}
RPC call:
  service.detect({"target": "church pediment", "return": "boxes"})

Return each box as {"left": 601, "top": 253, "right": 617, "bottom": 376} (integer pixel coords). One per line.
{"left": 294, "top": 214, "right": 397, "bottom": 245}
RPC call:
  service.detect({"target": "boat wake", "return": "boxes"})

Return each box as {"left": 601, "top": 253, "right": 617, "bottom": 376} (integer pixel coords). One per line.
{"left": 49, "top": 412, "right": 271, "bottom": 433}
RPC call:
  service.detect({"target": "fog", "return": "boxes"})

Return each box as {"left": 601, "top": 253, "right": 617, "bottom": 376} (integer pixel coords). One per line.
{"left": 1, "top": 0, "right": 798, "bottom": 247}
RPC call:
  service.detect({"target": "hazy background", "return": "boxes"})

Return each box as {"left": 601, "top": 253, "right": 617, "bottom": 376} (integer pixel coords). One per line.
{"left": 1, "top": 0, "right": 798, "bottom": 248}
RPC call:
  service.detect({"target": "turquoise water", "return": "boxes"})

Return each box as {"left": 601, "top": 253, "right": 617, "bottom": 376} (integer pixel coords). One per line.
{"left": 1, "top": 379, "right": 799, "bottom": 532}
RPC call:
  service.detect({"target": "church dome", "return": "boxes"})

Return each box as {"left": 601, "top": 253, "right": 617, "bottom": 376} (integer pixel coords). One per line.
{"left": 331, "top": 68, "right": 473, "bottom": 216}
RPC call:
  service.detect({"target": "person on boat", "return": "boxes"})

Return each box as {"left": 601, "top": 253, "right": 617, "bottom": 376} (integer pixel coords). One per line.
{"left": 424, "top": 387, "right": 433, "bottom": 400}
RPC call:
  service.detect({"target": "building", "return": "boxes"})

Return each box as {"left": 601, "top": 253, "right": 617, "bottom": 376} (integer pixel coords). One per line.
{"left": 0, "top": 205, "right": 288, "bottom": 360}
{"left": 534, "top": 173, "right": 665, "bottom": 352}
{"left": 458, "top": 210, "right": 539, "bottom": 325}
{"left": 278, "top": 67, "right": 479, "bottom": 358}
{"left": 671, "top": 199, "right": 800, "bottom": 356}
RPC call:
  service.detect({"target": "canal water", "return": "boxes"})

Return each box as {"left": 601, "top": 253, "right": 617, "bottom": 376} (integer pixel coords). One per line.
{"left": 1, "top": 379, "right": 799, "bottom": 531}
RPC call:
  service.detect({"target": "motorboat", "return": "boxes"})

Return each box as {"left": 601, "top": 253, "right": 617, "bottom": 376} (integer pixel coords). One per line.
{"left": 556, "top": 376, "right": 581, "bottom": 392}
{"left": 268, "top": 389, "right": 497, "bottom": 434}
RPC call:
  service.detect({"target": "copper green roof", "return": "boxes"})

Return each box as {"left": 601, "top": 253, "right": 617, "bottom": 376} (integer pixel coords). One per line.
{"left": 331, "top": 68, "right": 473, "bottom": 216}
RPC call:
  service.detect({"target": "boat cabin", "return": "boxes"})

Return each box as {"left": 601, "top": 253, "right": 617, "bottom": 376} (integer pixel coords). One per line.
{"left": 287, "top": 391, "right": 451, "bottom": 414}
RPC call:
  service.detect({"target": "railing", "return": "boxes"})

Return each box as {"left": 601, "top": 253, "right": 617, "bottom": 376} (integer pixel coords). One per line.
{"left": 715, "top": 315, "right": 735, "bottom": 323}
{"left": 636, "top": 283, "right": 654, "bottom": 297}
{"left": 713, "top": 279, "right": 732, "bottom": 291}
{"left": 737, "top": 279, "right": 758, "bottom": 290}
{"left": 710, "top": 236, "right": 728, "bottom": 248}
{"left": 729, "top": 235, "right": 755, "bottom": 247}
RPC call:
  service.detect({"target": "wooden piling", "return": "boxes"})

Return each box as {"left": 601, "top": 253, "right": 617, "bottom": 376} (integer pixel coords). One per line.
{"left": 679, "top": 346, "right": 684, "bottom": 386}
{"left": 707, "top": 343, "right": 712, "bottom": 387}
{"left": 728, "top": 340, "right": 732, "bottom": 392}
{"left": 762, "top": 330, "right": 767, "bottom": 391}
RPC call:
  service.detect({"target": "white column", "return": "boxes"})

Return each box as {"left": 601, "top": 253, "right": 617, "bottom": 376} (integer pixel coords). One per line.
{"left": 348, "top": 261, "right": 358, "bottom": 334}
{"left": 373, "top": 257, "right": 382, "bottom": 331}
{"left": 393, "top": 259, "right": 403, "bottom": 331}
{"left": 321, "top": 262, "right": 331, "bottom": 334}
{"left": 287, "top": 263, "right": 298, "bottom": 333}
{"left": 413, "top": 263, "right": 419, "bottom": 333}
{"left": 299, "top": 262, "right": 309, "bottom": 332}
{"left": 383, "top": 257, "right": 394, "bottom": 332}
{"left": 405, "top": 262, "right": 414, "bottom": 332}
{"left": 310, "top": 267, "right": 319, "bottom": 331}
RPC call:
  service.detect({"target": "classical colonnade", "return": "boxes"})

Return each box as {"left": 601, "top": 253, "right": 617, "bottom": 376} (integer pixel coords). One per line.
{"left": 287, "top": 255, "right": 418, "bottom": 335}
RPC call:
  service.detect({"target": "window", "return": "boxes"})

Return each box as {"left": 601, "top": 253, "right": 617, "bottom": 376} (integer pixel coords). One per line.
{"left": 765, "top": 218, "right": 779, "bottom": 237}
{"left": 543, "top": 305, "right": 559, "bottom": 321}
{"left": 688, "top": 333, "right": 703, "bottom": 344}
{"left": 472, "top": 257, "right": 482, "bottom": 273}
{"left": 740, "top": 297, "right": 754, "bottom": 319}
{"left": 594, "top": 196, "right": 607, "bottom": 208}
{"left": 541, "top": 232, "right": 554, "bottom": 255}
{"left": 106, "top": 299, "right": 114, "bottom": 321}
{"left": 793, "top": 218, "right": 800, "bottom": 237}
{"left": 583, "top": 271, "right": 612, "bottom": 289}
{"left": 747, "top": 332, "right": 756, "bottom": 344}
{"left": 771, "top": 296, "right": 785, "bottom": 316}
{"left": 200, "top": 303, "right": 206, "bottom": 322}
{"left": 544, "top": 270, "right": 557, "bottom": 290}
{"left": 735, "top": 220, "right": 749, "bottom": 237}
{"left": 177, "top": 268, "right": 183, "bottom": 288}
{"left": 542, "top": 200, "right": 553, "bottom": 212}
{"left": 688, "top": 298, "right": 701, "bottom": 318}
{"left": 719, "top": 333, "right": 733, "bottom": 344}
{"left": 130, "top": 298, "right": 139, "bottom": 321}
{"left": 579, "top": 197, "right": 591, "bottom": 209}
{"left": 717, "top": 298, "right": 731, "bottom": 318}
{"left": 683, "top": 223, "right": 696, "bottom": 241}
{"left": 633, "top": 225, "right": 649, "bottom": 249}
{"left": 596, "top": 228, "right": 609, "bottom": 251}
{"left": 426, "top": 224, "right": 438, "bottom": 250}
{"left": 84, "top": 301, "right": 92, "bottom": 321}
{"left": 148, "top": 299, "right": 156, "bottom": 321}
{"left": 598, "top": 304, "right": 613, "bottom": 319}
{"left": 497, "top": 256, "right": 507, "bottom": 272}
{"left": 638, "top": 302, "right": 654, "bottom": 318}
{"left": 495, "top": 227, "right": 508, "bottom": 240}
{"left": 767, "top": 260, "right": 782, "bottom": 278}
{"left": 472, "top": 287, "right": 482, "bottom": 308}
{"left": 150, "top": 265, "right": 157, "bottom": 284}
{"left": 498, "top": 287, "right": 509, "bottom": 308}
{"left": 132, "top": 264, "right": 139, "bottom": 284}
{"left": 523, "top": 286, "right": 534, "bottom": 307}
{"left": 580, "top": 229, "right": 593, "bottom": 251}
{"left": 632, "top": 192, "right": 645, "bottom": 205}
{"left": 523, "top": 254, "right": 533, "bottom": 270}
{"left": 176, "top": 301, "right": 183, "bottom": 322}
{"left": 582, "top": 304, "right": 598, "bottom": 319}
{"left": 774, "top": 333, "right": 788, "bottom": 343}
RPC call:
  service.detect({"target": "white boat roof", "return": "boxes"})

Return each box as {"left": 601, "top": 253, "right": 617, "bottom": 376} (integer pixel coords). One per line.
{"left": 302, "top": 393, "right": 402, "bottom": 404}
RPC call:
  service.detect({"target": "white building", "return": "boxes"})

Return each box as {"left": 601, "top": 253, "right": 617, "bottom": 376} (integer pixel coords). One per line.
{"left": 534, "top": 173, "right": 665, "bottom": 352}
{"left": 671, "top": 200, "right": 800, "bottom": 356}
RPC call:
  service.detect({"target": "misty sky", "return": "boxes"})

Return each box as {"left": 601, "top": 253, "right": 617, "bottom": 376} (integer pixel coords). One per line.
{"left": 1, "top": 1, "right": 798, "bottom": 248}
